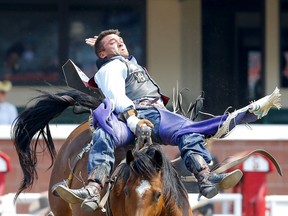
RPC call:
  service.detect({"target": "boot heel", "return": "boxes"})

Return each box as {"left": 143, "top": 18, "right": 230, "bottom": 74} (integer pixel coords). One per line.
{"left": 201, "top": 186, "right": 218, "bottom": 199}
{"left": 55, "top": 185, "right": 85, "bottom": 204}
{"left": 81, "top": 198, "right": 99, "bottom": 212}
{"left": 218, "top": 169, "right": 243, "bottom": 190}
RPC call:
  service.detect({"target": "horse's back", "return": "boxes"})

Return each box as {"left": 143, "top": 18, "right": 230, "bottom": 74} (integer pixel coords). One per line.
{"left": 48, "top": 122, "right": 133, "bottom": 216}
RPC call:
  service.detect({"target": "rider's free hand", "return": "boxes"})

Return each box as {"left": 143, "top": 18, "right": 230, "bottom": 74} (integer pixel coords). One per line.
{"left": 85, "top": 36, "right": 98, "bottom": 47}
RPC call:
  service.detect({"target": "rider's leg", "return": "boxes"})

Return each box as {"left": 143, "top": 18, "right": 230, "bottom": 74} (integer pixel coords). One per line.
{"left": 178, "top": 133, "right": 242, "bottom": 199}
{"left": 139, "top": 108, "right": 242, "bottom": 198}
{"left": 56, "top": 127, "right": 115, "bottom": 212}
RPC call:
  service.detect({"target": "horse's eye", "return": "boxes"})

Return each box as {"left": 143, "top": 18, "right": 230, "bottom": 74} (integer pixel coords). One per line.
{"left": 153, "top": 191, "right": 162, "bottom": 202}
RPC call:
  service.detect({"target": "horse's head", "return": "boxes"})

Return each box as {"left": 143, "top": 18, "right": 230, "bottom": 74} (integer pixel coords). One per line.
{"left": 119, "top": 144, "right": 192, "bottom": 216}
{"left": 124, "top": 147, "right": 165, "bottom": 216}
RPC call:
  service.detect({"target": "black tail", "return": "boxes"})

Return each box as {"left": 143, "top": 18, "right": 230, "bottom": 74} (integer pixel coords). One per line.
{"left": 12, "top": 89, "right": 101, "bottom": 201}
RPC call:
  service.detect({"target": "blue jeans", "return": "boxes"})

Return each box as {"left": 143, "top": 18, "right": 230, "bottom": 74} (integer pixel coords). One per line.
{"left": 87, "top": 127, "right": 115, "bottom": 174}
{"left": 87, "top": 108, "right": 211, "bottom": 175}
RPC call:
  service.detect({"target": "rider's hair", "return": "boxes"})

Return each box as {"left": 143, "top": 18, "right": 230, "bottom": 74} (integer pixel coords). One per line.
{"left": 94, "top": 29, "right": 121, "bottom": 58}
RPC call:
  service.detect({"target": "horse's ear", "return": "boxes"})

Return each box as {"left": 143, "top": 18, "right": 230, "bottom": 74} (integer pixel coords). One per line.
{"left": 153, "top": 150, "right": 163, "bottom": 170}
{"left": 126, "top": 150, "right": 134, "bottom": 165}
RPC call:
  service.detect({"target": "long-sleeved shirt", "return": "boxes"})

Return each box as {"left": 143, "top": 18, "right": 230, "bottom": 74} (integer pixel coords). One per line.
{"left": 94, "top": 56, "right": 135, "bottom": 114}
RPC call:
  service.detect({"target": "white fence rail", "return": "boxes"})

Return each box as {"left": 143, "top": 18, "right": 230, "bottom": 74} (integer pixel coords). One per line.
{"left": 266, "top": 195, "right": 288, "bottom": 216}
{"left": 189, "top": 193, "right": 242, "bottom": 216}
{"left": 2, "top": 125, "right": 288, "bottom": 140}
{"left": 0, "top": 193, "right": 43, "bottom": 216}
{"left": 1, "top": 192, "right": 288, "bottom": 215}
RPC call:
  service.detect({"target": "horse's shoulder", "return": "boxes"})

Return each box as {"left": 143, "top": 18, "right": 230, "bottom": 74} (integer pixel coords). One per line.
{"left": 67, "top": 121, "right": 90, "bottom": 140}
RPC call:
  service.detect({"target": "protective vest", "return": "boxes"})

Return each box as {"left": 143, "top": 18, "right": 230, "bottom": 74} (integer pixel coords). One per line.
{"left": 120, "top": 59, "right": 162, "bottom": 101}
{"left": 89, "top": 57, "right": 169, "bottom": 105}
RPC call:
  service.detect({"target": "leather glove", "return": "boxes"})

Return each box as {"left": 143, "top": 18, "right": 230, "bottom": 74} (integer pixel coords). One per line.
{"left": 136, "top": 119, "right": 154, "bottom": 129}
{"left": 123, "top": 109, "right": 154, "bottom": 134}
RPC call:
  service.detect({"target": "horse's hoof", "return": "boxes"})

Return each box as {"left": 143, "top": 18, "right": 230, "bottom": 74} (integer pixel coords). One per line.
{"left": 217, "top": 169, "right": 243, "bottom": 190}
{"left": 55, "top": 185, "right": 85, "bottom": 204}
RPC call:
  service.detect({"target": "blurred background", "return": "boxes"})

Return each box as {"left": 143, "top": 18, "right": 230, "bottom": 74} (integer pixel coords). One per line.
{"left": 0, "top": 0, "right": 287, "bottom": 215}
{"left": 0, "top": 0, "right": 287, "bottom": 122}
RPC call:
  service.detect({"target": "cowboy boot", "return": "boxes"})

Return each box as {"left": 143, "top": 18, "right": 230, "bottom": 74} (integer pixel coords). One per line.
{"left": 185, "top": 154, "right": 242, "bottom": 199}
{"left": 55, "top": 163, "right": 109, "bottom": 212}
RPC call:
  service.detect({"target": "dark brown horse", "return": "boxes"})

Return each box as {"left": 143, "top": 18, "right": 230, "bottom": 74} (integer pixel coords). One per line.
{"left": 12, "top": 89, "right": 192, "bottom": 216}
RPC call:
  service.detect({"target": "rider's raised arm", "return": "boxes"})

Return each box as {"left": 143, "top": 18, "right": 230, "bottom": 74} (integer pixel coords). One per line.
{"left": 85, "top": 36, "right": 98, "bottom": 48}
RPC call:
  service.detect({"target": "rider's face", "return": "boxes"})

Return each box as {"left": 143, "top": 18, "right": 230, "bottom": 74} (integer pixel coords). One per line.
{"left": 99, "top": 34, "right": 129, "bottom": 58}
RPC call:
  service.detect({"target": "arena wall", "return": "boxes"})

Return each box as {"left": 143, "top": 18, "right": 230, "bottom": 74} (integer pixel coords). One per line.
{"left": 0, "top": 124, "right": 287, "bottom": 196}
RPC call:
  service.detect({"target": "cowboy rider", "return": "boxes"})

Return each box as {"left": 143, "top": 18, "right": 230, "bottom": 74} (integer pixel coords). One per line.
{"left": 55, "top": 29, "right": 281, "bottom": 212}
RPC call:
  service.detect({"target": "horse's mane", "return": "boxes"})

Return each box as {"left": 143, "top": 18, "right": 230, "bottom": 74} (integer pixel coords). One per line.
{"left": 130, "top": 144, "right": 189, "bottom": 212}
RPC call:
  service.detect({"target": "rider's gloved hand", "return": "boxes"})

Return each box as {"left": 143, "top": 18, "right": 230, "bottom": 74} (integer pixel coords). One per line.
{"left": 123, "top": 109, "right": 154, "bottom": 134}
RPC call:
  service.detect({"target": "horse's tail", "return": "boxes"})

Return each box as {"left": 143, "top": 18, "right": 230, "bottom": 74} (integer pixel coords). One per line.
{"left": 12, "top": 89, "right": 101, "bottom": 201}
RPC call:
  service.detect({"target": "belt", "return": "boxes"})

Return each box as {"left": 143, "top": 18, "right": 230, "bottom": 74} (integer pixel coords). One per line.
{"left": 134, "top": 98, "right": 165, "bottom": 109}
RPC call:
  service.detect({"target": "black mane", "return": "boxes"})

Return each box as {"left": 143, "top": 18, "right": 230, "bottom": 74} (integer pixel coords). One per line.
{"left": 130, "top": 144, "right": 190, "bottom": 213}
